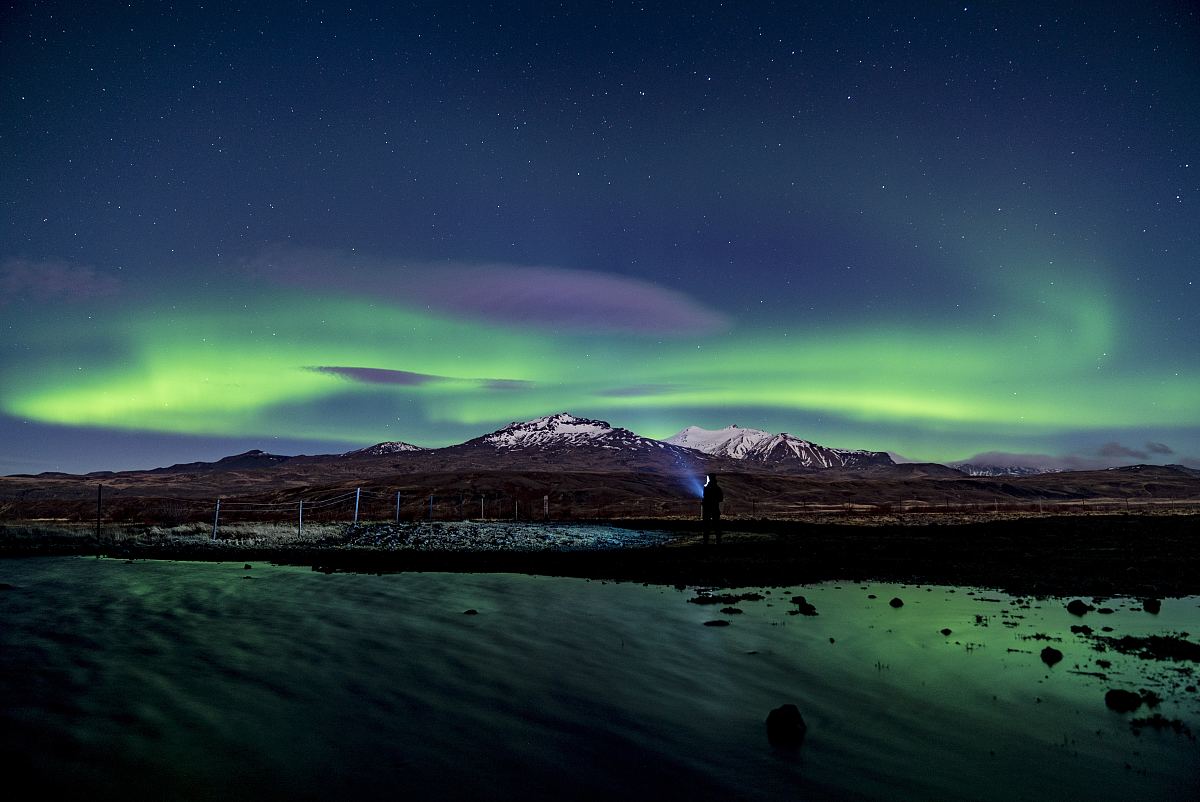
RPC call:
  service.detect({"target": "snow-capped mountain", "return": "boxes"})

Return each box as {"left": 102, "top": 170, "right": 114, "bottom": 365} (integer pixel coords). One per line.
{"left": 466, "top": 412, "right": 672, "bottom": 452}
{"left": 342, "top": 441, "right": 426, "bottom": 457}
{"left": 665, "top": 425, "right": 894, "bottom": 469}
{"left": 666, "top": 424, "right": 775, "bottom": 459}
{"left": 444, "top": 412, "right": 710, "bottom": 474}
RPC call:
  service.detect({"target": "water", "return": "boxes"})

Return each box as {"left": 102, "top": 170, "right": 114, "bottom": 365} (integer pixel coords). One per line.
{"left": 1, "top": 557, "right": 1197, "bottom": 800}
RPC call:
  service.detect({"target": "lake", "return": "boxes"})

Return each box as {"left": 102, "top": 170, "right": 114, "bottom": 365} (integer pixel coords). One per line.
{"left": 1, "top": 556, "right": 1196, "bottom": 800}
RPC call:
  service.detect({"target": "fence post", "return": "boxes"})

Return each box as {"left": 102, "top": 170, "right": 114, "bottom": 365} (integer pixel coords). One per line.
{"left": 96, "top": 483, "right": 102, "bottom": 540}
{"left": 429, "top": 494, "right": 434, "bottom": 521}
{"left": 212, "top": 498, "right": 221, "bottom": 541}
{"left": 298, "top": 499, "right": 304, "bottom": 536}
{"left": 395, "top": 492, "right": 401, "bottom": 523}
{"left": 480, "top": 495, "right": 484, "bottom": 521}
{"left": 353, "top": 487, "right": 361, "bottom": 525}
{"left": 514, "top": 500, "right": 518, "bottom": 521}
{"left": 543, "top": 494, "right": 548, "bottom": 520}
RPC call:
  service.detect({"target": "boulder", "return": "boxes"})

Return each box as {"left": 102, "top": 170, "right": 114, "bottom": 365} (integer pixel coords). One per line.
{"left": 889, "top": 597, "right": 904, "bottom": 608}
{"left": 765, "top": 704, "right": 807, "bottom": 746}
{"left": 1142, "top": 598, "right": 1161, "bottom": 614}
{"left": 1105, "top": 689, "right": 1143, "bottom": 713}
{"left": 1066, "top": 599, "right": 1092, "bottom": 616}
{"left": 1040, "top": 647, "right": 1064, "bottom": 667}
{"left": 790, "top": 596, "right": 818, "bottom": 616}
{"left": 940, "top": 628, "right": 953, "bottom": 636}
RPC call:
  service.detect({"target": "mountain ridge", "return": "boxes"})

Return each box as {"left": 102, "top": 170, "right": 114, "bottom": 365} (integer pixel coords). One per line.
{"left": 665, "top": 424, "right": 894, "bottom": 470}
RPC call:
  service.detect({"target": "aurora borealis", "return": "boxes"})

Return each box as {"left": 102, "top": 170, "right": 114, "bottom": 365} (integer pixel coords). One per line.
{"left": 2, "top": 2, "right": 1197, "bottom": 473}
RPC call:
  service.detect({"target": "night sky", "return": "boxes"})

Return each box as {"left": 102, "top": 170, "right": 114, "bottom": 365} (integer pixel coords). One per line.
{"left": 2, "top": 1, "right": 1197, "bottom": 474}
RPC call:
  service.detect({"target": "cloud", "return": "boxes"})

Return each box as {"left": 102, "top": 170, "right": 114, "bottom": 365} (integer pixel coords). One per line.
{"left": 954, "top": 444, "right": 1190, "bottom": 471}
{"left": 252, "top": 246, "right": 729, "bottom": 336}
{"left": 0, "top": 258, "right": 120, "bottom": 304}
{"left": 1097, "top": 442, "right": 1147, "bottom": 459}
{"left": 953, "top": 451, "right": 1099, "bottom": 471}
{"left": 309, "top": 366, "right": 442, "bottom": 385}
{"left": 596, "top": 383, "right": 681, "bottom": 397}
{"left": 482, "top": 379, "right": 534, "bottom": 391}
{"left": 310, "top": 366, "right": 532, "bottom": 391}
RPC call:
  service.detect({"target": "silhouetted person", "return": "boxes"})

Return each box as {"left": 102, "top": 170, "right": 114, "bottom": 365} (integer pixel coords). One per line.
{"left": 702, "top": 474, "right": 723, "bottom": 544}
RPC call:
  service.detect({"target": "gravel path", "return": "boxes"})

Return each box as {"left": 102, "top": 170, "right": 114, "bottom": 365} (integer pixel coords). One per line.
{"left": 340, "top": 521, "right": 675, "bottom": 551}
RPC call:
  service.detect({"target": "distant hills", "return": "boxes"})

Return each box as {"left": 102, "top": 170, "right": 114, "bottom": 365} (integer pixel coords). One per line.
{"left": 949, "top": 462, "right": 1052, "bottom": 477}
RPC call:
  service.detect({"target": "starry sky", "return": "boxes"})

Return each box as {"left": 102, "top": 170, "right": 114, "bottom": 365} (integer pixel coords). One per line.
{"left": 2, "top": 1, "right": 1198, "bottom": 474}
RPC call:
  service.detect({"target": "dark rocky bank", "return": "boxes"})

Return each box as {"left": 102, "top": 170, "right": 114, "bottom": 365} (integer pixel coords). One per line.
{"left": 2, "top": 513, "right": 1198, "bottom": 596}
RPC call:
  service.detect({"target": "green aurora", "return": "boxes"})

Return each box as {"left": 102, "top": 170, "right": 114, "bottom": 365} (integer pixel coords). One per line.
{"left": 5, "top": 263, "right": 1197, "bottom": 464}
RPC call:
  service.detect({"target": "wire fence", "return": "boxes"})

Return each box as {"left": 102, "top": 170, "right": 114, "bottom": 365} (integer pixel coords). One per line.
{"left": 3, "top": 480, "right": 1200, "bottom": 539}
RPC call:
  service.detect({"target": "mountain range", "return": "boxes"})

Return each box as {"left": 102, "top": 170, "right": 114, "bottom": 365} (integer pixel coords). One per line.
{"left": 4, "top": 413, "right": 1198, "bottom": 519}
{"left": 334, "top": 413, "right": 907, "bottom": 475}
{"left": 11, "top": 412, "right": 1197, "bottom": 484}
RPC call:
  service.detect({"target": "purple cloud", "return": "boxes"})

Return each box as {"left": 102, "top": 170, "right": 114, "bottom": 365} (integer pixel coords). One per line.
{"left": 309, "top": 366, "right": 443, "bottom": 385}
{"left": 596, "top": 383, "right": 681, "bottom": 397}
{"left": 953, "top": 451, "right": 1099, "bottom": 471}
{"left": 1145, "top": 441, "right": 1174, "bottom": 455}
{"left": 1097, "top": 442, "right": 1147, "bottom": 459}
{"left": 953, "top": 445, "right": 1190, "bottom": 472}
{"left": 412, "top": 265, "right": 728, "bottom": 335}
{"left": 482, "top": 379, "right": 534, "bottom": 391}
{"left": 0, "top": 258, "right": 120, "bottom": 303}
{"left": 310, "top": 366, "right": 533, "bottom": 391}
{"left": 251, "top": 247, "right": 729, "bottom": 336}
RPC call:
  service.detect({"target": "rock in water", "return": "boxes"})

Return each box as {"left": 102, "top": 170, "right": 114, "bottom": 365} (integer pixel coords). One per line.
{"left": 1105, "top": 689, "right": 1143, "bottom": 713}
{"left": 766, "top": 704, "right": 807, "bottom": 746}
{"left": 940, "top": 628, "right": 953, "bottom": 636}
{"left": 789, "top": 596, "right": 818, "bottom": 616}
{"left": 1040, "top": 647, "right": 1063, "bottom": 667}
{"left": 243, "top": 564, "right": 252, "bottom": 570}
{"left": 1066, "top": 599, "right": 1092, "bottom": 616}
{"left": 889, "top": 597, "right": 904, "bottom": 608}
{"left": 1142, "top": 598, "right": 1162, "bottom": 614}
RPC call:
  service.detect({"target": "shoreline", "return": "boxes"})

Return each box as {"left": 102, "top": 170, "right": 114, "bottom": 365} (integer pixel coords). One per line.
{"left": 3, "top": 513, "right": 1198, "bottom": 596}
